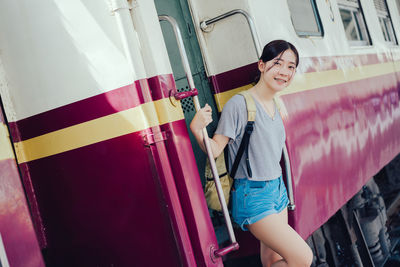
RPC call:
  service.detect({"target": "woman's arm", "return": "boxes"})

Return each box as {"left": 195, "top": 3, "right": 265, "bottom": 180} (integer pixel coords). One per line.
{"left": 190, "top": 104, "right": 229, "bottom": 158}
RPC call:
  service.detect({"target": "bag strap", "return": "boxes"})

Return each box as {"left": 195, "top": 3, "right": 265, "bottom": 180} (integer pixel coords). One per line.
{"left": 229, "top": 90, "right": 256, "bottom": 178}
{"left": 240, "top": 91, "right": 256, "bottom": 122}
{"left": 273, "top": 97, "right": 281, "bottom": 114}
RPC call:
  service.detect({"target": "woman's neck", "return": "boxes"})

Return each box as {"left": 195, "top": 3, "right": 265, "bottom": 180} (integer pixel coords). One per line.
{"left": 251, "top": 82, "right": 276, "bottom": 102}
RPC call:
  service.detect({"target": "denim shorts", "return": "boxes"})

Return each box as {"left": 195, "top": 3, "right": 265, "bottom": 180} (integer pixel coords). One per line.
{"left": 231, "top": 176, "right": 289, "bottom": 231}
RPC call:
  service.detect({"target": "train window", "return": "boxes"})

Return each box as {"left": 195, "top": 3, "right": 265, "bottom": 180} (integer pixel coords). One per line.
{"left": 287, "top": 0, "right": 323, "bottom": 37}
{"left": 338, "top": 0, "right": 371, "bottom": 46}
{"left": 397, "top": 0, "right": 400, "bottom": 16}
{"left": 374, "top": 0, "right": 398, "bottom": 44}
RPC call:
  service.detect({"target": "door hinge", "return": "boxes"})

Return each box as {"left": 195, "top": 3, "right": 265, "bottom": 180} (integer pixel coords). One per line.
{"left": 108, "top": 0, "right": 131, "bottom": 14}
{"left": 144, "top": 131, "right": 168, "bottom": 146}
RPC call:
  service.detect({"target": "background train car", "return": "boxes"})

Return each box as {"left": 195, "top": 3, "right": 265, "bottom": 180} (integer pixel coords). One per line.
{"left": 0, "top": 0, "right": 399, "bottom": 266}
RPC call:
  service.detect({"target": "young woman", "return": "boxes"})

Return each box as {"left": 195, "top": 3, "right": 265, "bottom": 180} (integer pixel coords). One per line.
{"left": 190, "top": 40, "right": 313, "bottom": 267}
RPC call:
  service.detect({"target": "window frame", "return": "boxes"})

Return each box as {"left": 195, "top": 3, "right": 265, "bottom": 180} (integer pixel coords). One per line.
{"left": 338, "top": 1, "right": 372, "bottom": 46}
{"left": 397, "top": 0, "right": 400, "bottom": 16}
{"left": 375, "top": 1, "right": 398, "bottom": 45}
{"left": 287, "top": 0, "right": 324, "bottom": 37}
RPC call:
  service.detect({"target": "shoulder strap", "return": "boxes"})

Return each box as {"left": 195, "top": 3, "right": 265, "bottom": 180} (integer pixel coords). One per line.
{"left": 239, "top": 90, "right": 256, "bottom": 122}
{"left": 274, "top": 96, "right": 285, "bottom": 118}
{"left": 229, "top": 90, "right": 256, "bottom": 178}
{"left": 273, "top": 97, "right": 281, "bottom": 111}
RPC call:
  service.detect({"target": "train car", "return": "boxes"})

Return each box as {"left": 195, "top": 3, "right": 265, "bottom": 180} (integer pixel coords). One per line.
{"left": 0, "top": 0, "right": 399, "bottom": 266}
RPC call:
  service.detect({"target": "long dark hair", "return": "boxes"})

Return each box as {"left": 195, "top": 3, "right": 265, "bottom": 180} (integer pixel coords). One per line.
{"left": 254, "top": 40, "right": 299, "bottom": 83}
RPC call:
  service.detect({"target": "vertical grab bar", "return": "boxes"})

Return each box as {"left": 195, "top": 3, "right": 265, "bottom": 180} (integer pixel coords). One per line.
{"left": 200, "top": 9, "right": 296, "bottom": 211}
{"left": 158, "top": 15, "right": 239, "bottom": 257}
{"left": 283, "top": 145, "right": 295, "bottom": 210}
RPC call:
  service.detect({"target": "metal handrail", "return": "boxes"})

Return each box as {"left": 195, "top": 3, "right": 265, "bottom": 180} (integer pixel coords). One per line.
{"left": 158, "top": 15, "right": 239, "bottom": 258}
{"left": 283, "top": 145, "right": 295, "bottom": 210}
{"left": 200, "top": 9, "right": 296, "bottom": 210}
{"left": 200, "top": 9, "right": 262, "bottom": 58}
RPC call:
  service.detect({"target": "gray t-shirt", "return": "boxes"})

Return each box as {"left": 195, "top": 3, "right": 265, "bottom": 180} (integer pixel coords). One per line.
{"left": 215, "top": 94, "right": 286, "bottom": 181}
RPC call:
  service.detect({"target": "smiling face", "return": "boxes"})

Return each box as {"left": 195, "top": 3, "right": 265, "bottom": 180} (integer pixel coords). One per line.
{"left": 258, "top": 49, "right": 297, "bottom": 92}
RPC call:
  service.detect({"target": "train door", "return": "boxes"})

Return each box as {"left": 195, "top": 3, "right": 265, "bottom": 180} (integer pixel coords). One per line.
{"left": 0, "top": 96, "right": 45, "bottom": 267}
{"left": 154, "top": 0, "right": 219, "bottom": 182}
{"left": 153, "top": 1, "right": 261, "bottom": 264}
{"left": 153, "top": 1, "right": 260, "bottom": 262}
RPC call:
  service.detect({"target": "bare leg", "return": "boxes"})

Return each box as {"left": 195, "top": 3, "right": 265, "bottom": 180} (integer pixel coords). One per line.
{"left": 260, "top": 206, "right": 289, "bottom": 266}
{"left": 247, "top": 208, "right": 313, "bottom": 267}
{"left": 260, "top": 242, "right": 282, "bottom": 267}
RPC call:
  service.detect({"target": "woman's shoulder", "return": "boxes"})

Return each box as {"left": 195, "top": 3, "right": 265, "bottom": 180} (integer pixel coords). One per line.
{"left": 223, "top": 93, "right": 246, "bottom": 112}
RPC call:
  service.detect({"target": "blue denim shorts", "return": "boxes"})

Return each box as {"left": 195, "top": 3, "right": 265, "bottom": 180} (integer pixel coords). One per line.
{"left": 231, "top": 176, "right": 289, "bottom": 231}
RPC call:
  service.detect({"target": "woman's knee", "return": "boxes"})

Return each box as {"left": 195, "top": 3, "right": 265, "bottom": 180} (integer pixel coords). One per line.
{"left": 303, "top": 245, "right": 313, "bottom": 266}
{"left": 287, "top": 245, "right": 313, "bottom": 267}
{"left": 248, "top": 215, "right": 313, "bottom": 266}
{"left": 260, "top": 243, "right": 282, "bottom": 266}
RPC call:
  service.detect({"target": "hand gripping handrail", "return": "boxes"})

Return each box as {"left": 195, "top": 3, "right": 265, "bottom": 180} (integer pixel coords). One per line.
{"left": 199, "top": 9, "right": 296, "bottom": 210}
{"left": 158, "top": 15, "right": 239, "bottom": 258}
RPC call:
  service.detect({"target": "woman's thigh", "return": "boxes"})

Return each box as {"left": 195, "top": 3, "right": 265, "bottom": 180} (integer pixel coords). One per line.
{"left": 247, "top": 208, "right": 312, "bottom": 266}
{"left": 259, "top": 208, "right": 288, "bottom": 261}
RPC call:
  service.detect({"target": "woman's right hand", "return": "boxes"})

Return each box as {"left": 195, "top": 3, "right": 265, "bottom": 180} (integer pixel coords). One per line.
{"left": 189, "top": 104, "right": 228, "bottom": 156}
{"left": 190, "top": 104, "right": 213, "bottom": 134}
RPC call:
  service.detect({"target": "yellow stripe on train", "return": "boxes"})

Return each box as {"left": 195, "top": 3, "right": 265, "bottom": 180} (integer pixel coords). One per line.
{"left": 14, "top": 98, "right": 184, "bottom": 163}
{"left": 214, "top": 61, "right": 400, "bottom": 112}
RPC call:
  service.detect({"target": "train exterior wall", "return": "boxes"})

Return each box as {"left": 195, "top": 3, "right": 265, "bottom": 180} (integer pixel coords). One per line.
{"left": 282, "top": 53, "right": 400, "bottom": 238}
